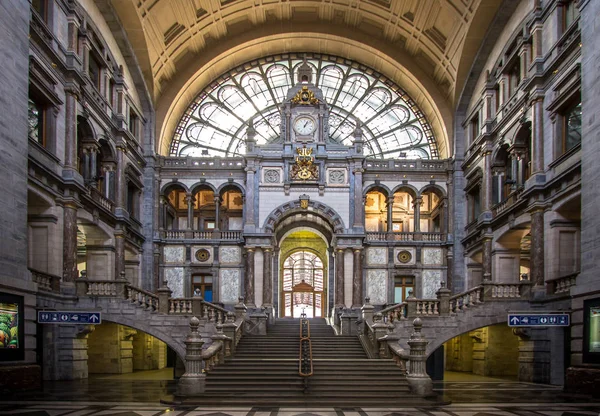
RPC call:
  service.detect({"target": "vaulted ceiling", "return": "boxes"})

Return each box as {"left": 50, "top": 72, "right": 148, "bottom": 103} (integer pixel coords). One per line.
{"left": 110, "top": 0, "right": 504, "bottom": 156}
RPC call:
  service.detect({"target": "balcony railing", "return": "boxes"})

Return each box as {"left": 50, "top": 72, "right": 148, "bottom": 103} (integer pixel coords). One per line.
{"left": 366, "top": 232, "right": 446, "bottom": 242}
{"left": 162, "top": 229, "right": 243, "bottom": 241}
{"left": 547, "top": 272, "right": 578, "bottom": 295}
{"left": 30, "top": 268, "right": 61, "bottom": 292}
{"left": 492, "top": 187, "right": 524, "bottom": 218}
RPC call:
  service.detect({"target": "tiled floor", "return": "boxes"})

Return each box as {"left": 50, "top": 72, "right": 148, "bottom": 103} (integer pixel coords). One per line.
{"left": 1, "top": 371, "right": 598, "bottom": 416}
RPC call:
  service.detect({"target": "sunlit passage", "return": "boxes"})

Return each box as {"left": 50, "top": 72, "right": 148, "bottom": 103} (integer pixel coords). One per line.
{"left": 281, "top": 246, "right": 326, "bottom": 318}
{"left": 171, "top": 53, "right": 438, "bottom": 159}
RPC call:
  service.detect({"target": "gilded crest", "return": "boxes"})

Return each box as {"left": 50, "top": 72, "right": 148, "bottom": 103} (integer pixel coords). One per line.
{"left": 299, "top": 194, "right": 310, "bottom": 209}
{"left": 291, "top": 86, "right": 319, "bottom": 105}
{"left": 290, "top": 146, "right": 319, "bottom": 181}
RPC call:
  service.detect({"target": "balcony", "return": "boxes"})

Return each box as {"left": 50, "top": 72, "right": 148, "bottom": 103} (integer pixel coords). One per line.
{"left": 161, "top": 229, "right": 243, "bottom": 241}
{"left": 365, "top": 232, "right": 446, "bottom": 243}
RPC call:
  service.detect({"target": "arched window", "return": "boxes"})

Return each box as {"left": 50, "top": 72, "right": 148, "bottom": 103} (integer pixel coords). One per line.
{"left": 282, "top": 250, "right": 324, "bottom": 318}
{"left": 171, "top": 53, "right": 438, "bottom": 159}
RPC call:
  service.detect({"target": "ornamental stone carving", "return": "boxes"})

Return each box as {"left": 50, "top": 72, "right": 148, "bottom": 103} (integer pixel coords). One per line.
{"left": 165, "top": 267, "right": 184, "bottom": 298}
{"left": 328, "top": 169, "right": 345, "bottom": 184}
{"left": 394, "top": 247, "right": 416, "bottom": 265}
{"left": 366, "top": 247, "right": 387, "bottom": 265}
{"left": 422, "top": 248, "right": 443, "bottom": 265}
{"left": 422, "top": 270, "right": 442, "bottom": 298}
{"left": 220, "top": 268, "right": 241, "bottom": 303}
{"left": 366, "top": 269, "right": 387, "bottom": 305}
{"left": 264, "top": 169, "right": 281, "bottom": 184}
{"left": 219, "top": 246, "right": 241, "bottom": 264}
{"left": 164, "top": 246, "right": 185, "bottom": 263}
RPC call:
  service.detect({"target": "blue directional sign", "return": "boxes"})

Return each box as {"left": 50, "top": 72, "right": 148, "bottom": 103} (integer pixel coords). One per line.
{"left": 38, "top": 311, "right": 102, "bottom": 324}
{"left": 508, "top": 313, "right": 569, "bottom": 327}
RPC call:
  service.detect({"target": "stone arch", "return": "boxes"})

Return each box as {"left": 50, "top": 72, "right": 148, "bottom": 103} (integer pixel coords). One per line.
{"left": 216, "top": 181, "right": 245, "bottom": 197}
{"left": 161, "top": 181, "right": 190, "bottom": 196}
{"left": 363, "top": 183, "right": 391, "bottom": 198}
{"left": 391, "top": 184, "right": 419, "bottom": 199}
{"left": 77, "top": 115, "right": 97, "bottom": 142}
{"left": 189, "top": 182, "right": 218, "bottom": 195}
{"left": 418, "top": 184, "right": 447, "bottom": 199}
{"left": 101, "top": 314, "right": 186, "bottom": 363}
{"left": 263, "top": 200, "right": 345, "bottom": 234}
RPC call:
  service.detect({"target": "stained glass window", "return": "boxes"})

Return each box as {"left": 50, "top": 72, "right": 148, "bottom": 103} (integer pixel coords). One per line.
{"left": 172, "top": 53, "right": 438, "bottom": 159}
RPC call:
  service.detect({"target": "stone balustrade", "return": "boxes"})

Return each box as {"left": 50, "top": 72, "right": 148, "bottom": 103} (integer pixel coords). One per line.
{"left": 365, "top": 232, "right": 446, "bottom": 242}
{"left": 547, "top": 273, "right": 578, "bottom": 295}
{"left": 76, "top": 279, "right": 128, "bottom": 297}
{"left": 127, "top": 286, "right": 159, "bottom": 310}
{"left": 168, "top": 298, "right": 227, "bottom": 323}
{"left": 450, "top": 286, "right": 483, "bottom": 312}
{"left": 30, "top": 268, "right": 61, "bottom": 292}
{"left": 380, "top": 302, "right": 407, "bottom": 322}
{"left": 414, "top": 300, "right": 439, "bottom": 315}
{"left": 160, "top": 230, "right": 243, "bottom": 240}
{"left": 89, "top": 187, "right": 114, "bottom": 213}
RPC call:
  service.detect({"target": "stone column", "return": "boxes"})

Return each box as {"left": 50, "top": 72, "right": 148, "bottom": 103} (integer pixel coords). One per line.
{"left": 159, "top": 196, "right": 167, "bottom": 231}
{"left": 244, "top": 166, "right": 256, "bottom": 231}
{"left": 213, "top": 195, "right": 220, "bottom": 231}
{"left": 115, "top": 226, "right": 125, "bottom": 279}
{"left": 81, "top": 147, "right": 90, "bottom": 182}
{"left": 483, "top": 149, "right": 493, "bottom": 211}
{"left": 185, "top": 194, "right": 194, "bottom": 230}
{"left": 413, "top": 197, "right": 422, "bottom": 232}
{"left": 335, "top": 248, "right": 345, "bottom": 307}
{"left": 115, "top": 142, "right": 126, "bottom": 216}
{"left": 353, "top": 167, "right": 365, "bottom": 229}
{"left": 64, "top": 88, "right": 79, "bottom": 172}
{"left": 482, "top": 236, "right": 492, "bottom": 282}
{"left": 386, "top": 196, "right": 394, "bottom": 233}
{"left": 262, "top": 247, "right": 273, "bottom": 307}
{"left": 530, "top": 208, "right": 545, "bottom": 288}
{"left": 63, "top": 201, "right": 79, "bottom": 283}
{"left": 245, "top": 247, "right": 256, "bottom": 306}
{"left": 352, "top": 248, "right": 363, "bottom": 307}
{"left": 531, "top": 96, "right": 545, "bottom": 174}
{"left": 89, "top": 146, "right": 98, "bottom": 187}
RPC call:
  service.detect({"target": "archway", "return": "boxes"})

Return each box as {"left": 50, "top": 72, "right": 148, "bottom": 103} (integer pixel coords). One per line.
{"left": 278, "top": 230, "right": 329, "bottom": 318}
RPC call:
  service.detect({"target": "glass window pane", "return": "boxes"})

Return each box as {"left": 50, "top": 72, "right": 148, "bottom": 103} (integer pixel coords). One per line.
{"left": 172, "top": 54, "right": 438, "bottom": 159}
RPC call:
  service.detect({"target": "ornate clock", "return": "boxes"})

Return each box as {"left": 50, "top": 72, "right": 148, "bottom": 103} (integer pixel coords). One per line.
{"left": 293, "top": 116, "right": 316, "bottom": 135}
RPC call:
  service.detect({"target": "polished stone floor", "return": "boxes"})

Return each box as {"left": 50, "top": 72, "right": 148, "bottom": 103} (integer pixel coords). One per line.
{"left": 1, "top": 371, "right": 598, "bottom": 416}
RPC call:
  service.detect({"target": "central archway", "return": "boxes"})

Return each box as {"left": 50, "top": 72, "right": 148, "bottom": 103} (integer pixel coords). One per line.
{"left": 278, "top": 230, "right": 329, "bottom": 318}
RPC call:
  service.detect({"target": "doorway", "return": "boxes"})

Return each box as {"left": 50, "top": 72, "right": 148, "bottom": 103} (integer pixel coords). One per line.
{"left": 279, "top": 230, "right": 328, "bottom": 318}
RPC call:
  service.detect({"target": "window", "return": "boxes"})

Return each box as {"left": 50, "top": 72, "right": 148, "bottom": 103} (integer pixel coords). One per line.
{"left": 563, "top": 101, "right": 581, "bottom": 153}
{"left": 564, "top": 0, "right": 580, "bottom": 30}
{"left": 31, "top": 0, "right": 47, "bottom": 21}
{"left": 470, "top": 112, "right": 480, "bottom": 144}
{"left": 171, "top": 53, "right": 438, "bottom": 159}
{"left": 467, "top": 187, "right": 481, "bottom": 223}
{"left": 394, "top": 276, "right": 414, "bottom": 303}
{"left": 108, "top": 79, "right": 115, "bottom": 108}
{"left": 88, "top": 54, "right": 102, "bottom": 91}
{"left": 127, "top": 182, "right": 139, "bottom": 219}
{"left": 28, "top": 97, "right": 45, "bottom": 146}
{"left": 192, "top": 275, "right": 213, "bottom": 302}
{"left": 128, "top": 108, "right": 139, "bottom": 138}
{"left": 508, "top": 59, "right": 520, "bottom": 96}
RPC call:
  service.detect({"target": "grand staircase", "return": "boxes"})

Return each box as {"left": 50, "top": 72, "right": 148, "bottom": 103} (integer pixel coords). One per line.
{"left": 189, "top": 318, "right": 435, "bottom": 406}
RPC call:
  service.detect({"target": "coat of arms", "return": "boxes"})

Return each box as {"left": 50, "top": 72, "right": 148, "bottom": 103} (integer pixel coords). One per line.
{"left": 290, "top": 146, "right": 319, "bottom": 180}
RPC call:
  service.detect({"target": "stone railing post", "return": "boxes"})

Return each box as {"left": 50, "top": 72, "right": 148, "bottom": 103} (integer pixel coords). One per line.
{"left": 192, "top": 296, "right": 203, "bottom": 317}
{"left": 481, "top": 282, "right": 494, "bottom": 302}
{"left": 75, "top": 274, "right": 88, "bottom": 297}
{"left": 361, "top": 297, "right": 374, "bottom": 323}
{"left": 340, "top": 308, "right": 357, "bottom": 335}
{"left": 405, "top": 291, "right": 418, "bottom": 317}
{"left": 211, "top": 323, "right": 229, "bottom": 364}
{"left": 176, "top": 317, "right": 206, "bottom": 396}
{"left": 235, "top": 296, "right": 247, "bottom": 321}
{"left": 436, "top": 281, "right": 451, "bottom": 315}
{"left": 116, "top": 271, "right": 128, "bottom": 299}
{"left": 157, "top": 282, "right": 172, "bottom": 314}
{"left": 406, "top": 318, "right": 433, "bottom": 396}
{"left": 372, "top": 312, "right": 391, "bottom": 358}
{"left": 222, "top": 312, "right": 238, "bottom": 355}
{"left": 520, "top": 280, "right": 533, "bottom": 299}
{"left": 247, "top": 309, "right": 268, "bottom": 335}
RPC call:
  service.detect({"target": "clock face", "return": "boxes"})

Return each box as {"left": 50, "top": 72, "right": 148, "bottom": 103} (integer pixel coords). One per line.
{"left": 293, "top": 116, "right": 316, "bottom": 135}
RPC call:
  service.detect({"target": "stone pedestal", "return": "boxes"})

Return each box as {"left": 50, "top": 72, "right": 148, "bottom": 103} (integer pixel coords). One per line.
{"left": 406, "top": 318, "right": 433, "bottom": 396}
{"left": 177, "top": 317, "right": 206, "bottom": 396}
